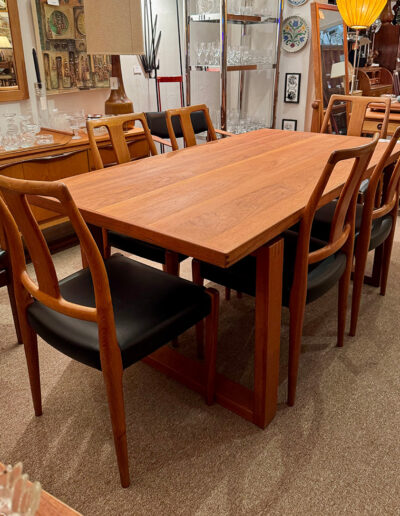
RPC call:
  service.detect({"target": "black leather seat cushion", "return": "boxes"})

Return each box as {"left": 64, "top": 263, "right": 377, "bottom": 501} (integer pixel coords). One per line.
{"left": 27, "top": 254, "right": 210, "bottom": 371}
{"left": 145, "top": 111, "right": 209, "bottom": 139}
{"left": 108, "top": 231, "right": 187, "bottom": 264}
{"left": 199, "top": 231, "right": 347, "bottom": 307}
{"left": 312, "top": 200, "right": 393, "bottom": 251}
{"left": 0, "top": 249, "right": 7, "bottom": 270}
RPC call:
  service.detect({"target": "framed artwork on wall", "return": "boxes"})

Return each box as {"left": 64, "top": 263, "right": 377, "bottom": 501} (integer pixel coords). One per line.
{"left": 31, "top": 0, "right": 112, "bottom": 95}
{"left": 282, "top": 119, "right": 297, "bottom": 131}
{"left": 284, "top": 73, "right": 301, "bottom": 103}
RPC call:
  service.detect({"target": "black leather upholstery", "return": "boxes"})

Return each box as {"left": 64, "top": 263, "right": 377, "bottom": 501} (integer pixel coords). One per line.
{"left": 27, "top": 254, "right": 211, "bottom": 371}
{"left": 311, "top": 200, "right": 393, "bottom": 251}
{"left": 199, "top": 230, "right": 347, "bottom": 306}
{"left": 145, "top": 111, "right": 209, "bottom": 139}
{"left": 108, "top": 231, "right": 187, "bottom": 264}
{"left": 0, "top": 249, "right": 7, "bottom": 270}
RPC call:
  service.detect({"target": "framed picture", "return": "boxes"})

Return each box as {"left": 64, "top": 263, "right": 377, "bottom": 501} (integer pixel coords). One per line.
{"left": 284, "top": 73, "right": 301, "bottom": 103}
{"left": 31, "top": 0, "right": 112, "bottom": 95}
{"left": 282, "top": 119, "right": 297, "bottom": 131}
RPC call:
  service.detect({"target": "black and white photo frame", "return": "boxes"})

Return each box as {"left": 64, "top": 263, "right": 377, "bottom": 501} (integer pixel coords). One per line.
{"left": 282, "top": 119, "right": 297, "bottom": 131}
{"left": 284, "top": 73, "right": 301, "bottom": 103}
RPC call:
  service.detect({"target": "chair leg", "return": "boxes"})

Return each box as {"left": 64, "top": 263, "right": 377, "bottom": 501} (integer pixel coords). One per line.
{"left": 101, "top": 363, "right": 130, "bottom": 488}
{"left": 370, "top": 244, "right": 384, "bottom": 288}
{"left": 337, "top": 252, "right": 353, "bottom": 348}
{"left": 350, "top": 241, "right": 370, "bottom": 337}
{"left": 192, "top": 259, "right": 205, "bottom": 359}
{"left": 21, "top": 321, "right": 42, "bottom": 417}
{"left": 225, "top": 287, "right": 231, "bottom": 301}
{"left": 380, "top": 227, "right": 396, "bottom": 296}
{"left": 204, "top": 288, "right": 219, "bottom": 405}
{"left": 287, "top": 298, "right": 306, "bottom": 407}
{"left": 6, "top": 281, "right": 22, "bottom": 344}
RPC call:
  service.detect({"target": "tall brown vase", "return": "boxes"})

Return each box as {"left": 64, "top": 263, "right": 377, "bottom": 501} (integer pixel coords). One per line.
{"left": 105, "top": 55, "right": 134, "bottom": 115}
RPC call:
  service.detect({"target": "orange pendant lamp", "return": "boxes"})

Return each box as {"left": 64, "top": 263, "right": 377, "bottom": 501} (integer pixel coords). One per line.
{"left": 336, "top": 0, "right": 387, "bottom": 29}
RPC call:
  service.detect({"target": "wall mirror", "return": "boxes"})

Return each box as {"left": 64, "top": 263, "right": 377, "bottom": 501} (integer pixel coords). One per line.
{"left": 0, "top": 0, "right": 28, "bottom": 102}
{"left": 311, "top": 3, "right": 349, "bottom": 109}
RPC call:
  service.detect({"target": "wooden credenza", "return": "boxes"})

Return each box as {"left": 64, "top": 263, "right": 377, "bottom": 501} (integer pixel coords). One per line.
{"left": 0, "top": 127, "right": 149, "bottom": 232}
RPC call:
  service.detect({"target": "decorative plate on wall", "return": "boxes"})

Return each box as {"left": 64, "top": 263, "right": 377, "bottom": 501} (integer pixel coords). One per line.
{"left": 282, "top": 16, "right": 310, "bottom": 53}
{"left": 287, "top": 0, "right": 309, "bottom": 6}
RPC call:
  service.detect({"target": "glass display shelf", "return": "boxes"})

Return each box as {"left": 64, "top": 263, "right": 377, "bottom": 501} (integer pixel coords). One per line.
{"left": 190, "top": 64, "right": 276, "bottom": 72}
{"left": 190, "top": 13, "right": 279, "bottom": 24}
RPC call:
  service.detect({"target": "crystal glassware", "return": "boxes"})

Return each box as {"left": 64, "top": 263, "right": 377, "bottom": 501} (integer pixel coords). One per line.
{"left": 0, "top": 463, "right": 41, "bottom": 516}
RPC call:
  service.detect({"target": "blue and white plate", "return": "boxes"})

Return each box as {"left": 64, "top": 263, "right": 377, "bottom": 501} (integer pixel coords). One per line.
{"left": 288, "top": 0, "right": 308, "bottom": 6}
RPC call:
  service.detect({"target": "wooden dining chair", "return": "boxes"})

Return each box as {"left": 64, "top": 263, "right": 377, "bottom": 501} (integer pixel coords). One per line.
{"left": 193, "top": 135, "right": 379, "bottom": 406}
{"left": 0, "top": 175, "right": 219, "bottom": 488}
{"left": 165, "top": 104, "right": 233, "bottom": 151}
{"left": 312, "top": 127, "right": 400, "bottom": 337}
{"left": 0, "top": 247, "right": 22, "bottom": 343}
{"left": 87, "top": 113, "right": 186, "bottom": 276}
{"left": 320, "top": 94, "right": 391, "bottom": 139}
{"left": 86, "top": 113, "right": 158, "bottom": 170}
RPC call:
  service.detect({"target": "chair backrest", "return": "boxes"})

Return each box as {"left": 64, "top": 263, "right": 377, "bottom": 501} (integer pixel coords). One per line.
{"left": 86, "top": 113, "right": 158, "bottom": 170}
{"left": 0, "top": 176, "right": 120, "bottom": 363}
{"left": 292, "top": 134, "right": 379, "bottom": 295}
{"left": 320, "top": 94, "right": 391, "bottom": 139}
{"left": 165, "top": 104, "right": 217, "bottom": 151}
{"left": 364, "top": 126, "right": 400, "bottom": 224}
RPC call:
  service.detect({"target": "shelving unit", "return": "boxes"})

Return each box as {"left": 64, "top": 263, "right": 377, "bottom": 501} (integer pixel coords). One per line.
{"left": 184, "top": 0, "right": 283, "bottom": 131}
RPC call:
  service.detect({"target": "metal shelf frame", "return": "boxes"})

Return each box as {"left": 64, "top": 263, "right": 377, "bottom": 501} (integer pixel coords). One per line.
{"left": 184, "top": 0, "right": 283, "bottom": 130}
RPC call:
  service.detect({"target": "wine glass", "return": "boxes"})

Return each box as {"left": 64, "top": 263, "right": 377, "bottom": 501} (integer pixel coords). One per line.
{"left": 69, "top": 115, "right": 85, "bottom": 140}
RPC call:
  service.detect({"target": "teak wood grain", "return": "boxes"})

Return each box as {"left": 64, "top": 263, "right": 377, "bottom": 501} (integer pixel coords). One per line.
{"left": 30, "top": 128, "right": 399, "bottom": 430}
{"left": 32, "top": 129, "right": 400, "bottom": 269}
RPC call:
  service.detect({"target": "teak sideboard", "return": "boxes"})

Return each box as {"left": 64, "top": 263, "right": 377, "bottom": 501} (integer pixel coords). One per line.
{"left": 0, "top": 127, "right": 149, "bottom": 234}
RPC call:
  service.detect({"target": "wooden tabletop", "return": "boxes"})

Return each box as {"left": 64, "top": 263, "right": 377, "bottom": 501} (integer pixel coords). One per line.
{"left": 0, "top": 463, "right": 82, "bottom": 516}
{"left": 34, "top": 129, "right": 399, "bottom": 268}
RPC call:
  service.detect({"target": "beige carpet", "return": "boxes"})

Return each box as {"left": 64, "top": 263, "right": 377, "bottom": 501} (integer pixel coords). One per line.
{"left": 1, "top": 222, "right": 400, "bottom": 516}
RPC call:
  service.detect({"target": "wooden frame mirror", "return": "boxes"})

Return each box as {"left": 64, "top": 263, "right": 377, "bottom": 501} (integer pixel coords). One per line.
{"left": 311, "top": 3, "right": 349, "bottom": 110}
{"left": 0, "top": 0, "right": 28, "bottom": 102}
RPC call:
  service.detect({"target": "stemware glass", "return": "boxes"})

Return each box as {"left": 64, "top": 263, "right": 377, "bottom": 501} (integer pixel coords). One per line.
{"left": 69, "top": 114, "right": 86, "bottom": 140}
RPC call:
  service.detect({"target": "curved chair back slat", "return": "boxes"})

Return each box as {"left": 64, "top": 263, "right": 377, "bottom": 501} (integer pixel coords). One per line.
{"left": 86, "top": 113, "right": 158, "bottom": 170}
{"left": 321, "top": 94, "right": 391, "bottom": 139}
{"left": 165, "top": 104, "right": 217, "bottom": 151}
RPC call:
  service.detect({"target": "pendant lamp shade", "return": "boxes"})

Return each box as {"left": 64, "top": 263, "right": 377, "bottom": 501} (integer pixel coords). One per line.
{"left": 336, "top": 0, "right": 387, "bottom": 29}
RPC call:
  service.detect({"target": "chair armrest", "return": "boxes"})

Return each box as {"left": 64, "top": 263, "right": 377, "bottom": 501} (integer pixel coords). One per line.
{"left": 152, "top": 135, "right": 173, "bottom": 147}
{"left": 215, "top": 129, "right": 235, "bottom": 137}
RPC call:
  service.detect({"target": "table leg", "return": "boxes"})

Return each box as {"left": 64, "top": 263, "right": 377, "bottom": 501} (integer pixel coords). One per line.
{"left": 253, "top": 238, "right": 284, "bottom": 429}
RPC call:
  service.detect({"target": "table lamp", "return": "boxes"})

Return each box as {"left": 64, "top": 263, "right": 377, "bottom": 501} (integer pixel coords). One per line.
{"left": 336, "top": 0, "right": 386, "bottom": 93}
{"left": 85, "top": 0, "right": 144, "bottom": 115}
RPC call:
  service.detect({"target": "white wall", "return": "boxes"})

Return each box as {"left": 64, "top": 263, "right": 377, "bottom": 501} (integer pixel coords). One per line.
{"left": 2, "top": 0, "right": 322, "bottom": 132}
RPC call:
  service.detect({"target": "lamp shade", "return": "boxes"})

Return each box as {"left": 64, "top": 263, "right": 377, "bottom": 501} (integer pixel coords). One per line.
{"left": 85, "top": 0, "right": 144, "bottom": 55}
{"left": 331, "top": 61, "right": 346, "bottom": 79}
{"left": 336, "top": 0, "right": 387, "bottom": 29}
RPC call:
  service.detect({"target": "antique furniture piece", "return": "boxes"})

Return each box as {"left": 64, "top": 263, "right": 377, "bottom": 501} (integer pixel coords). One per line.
{"left": 0, "top": 176, "right": 219, "bottom": 488}
{"left": 31, "top": 0, "right": 113, "bottom": 94}
{"left": 184, "top": 0, "right": 283, "bottom": 130}
{"left": 0, "top": 248, "right": 22, "bottom": 343}
{"left": 357, "top": 66, "right": 393, "bottom": 96}
{"left": 87, "top": 113, "right": 185, "bottom": 275}
{"left": 192, "top": 136, "right": 379, "bottom": 406}
{"left": 0, "top": 126, "right": 149, "bottom": 239}
{"left": 320, "top": 94, "right": 391, "bottom": 138}
{"left": 0, "top": 463, "right": 82, "bottom": 516}
{"left": 85, "top": 0, "right": 144, "bottom": 114}
{"left": 311, "top": 4, "right": 349, "bottom": 110}
{"left": 29, "top": 129, "right": 400, "bottom": 429}
{"left": 312, "top": 127, "right": 400, "bottom": 337}
{"left": 0, "top": 0, "right": 28, "bottom": 101}
{"left": 363, "top": 101, "right": 400, "bottom": 136}
{"left": 373, "top": 1, "right": 400, "bottom": 73}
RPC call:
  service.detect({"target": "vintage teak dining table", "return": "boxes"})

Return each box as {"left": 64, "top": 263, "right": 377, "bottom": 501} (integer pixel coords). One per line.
{"left": 31, "top": 129, "right": 399, "bottom": 429}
